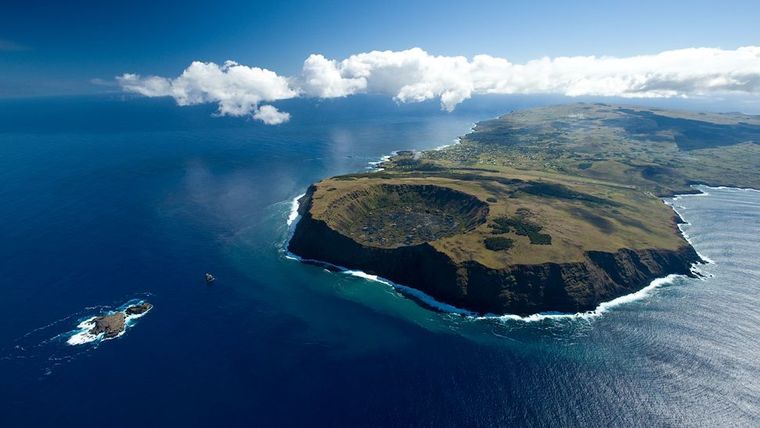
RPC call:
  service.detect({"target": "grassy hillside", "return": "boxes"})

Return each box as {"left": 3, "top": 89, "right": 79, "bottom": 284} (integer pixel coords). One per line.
{"left": 304, "top": 104, "right": 759, "bottom": 267}
{"left": 421, "top": 103, "right": 760, "bottom": 196}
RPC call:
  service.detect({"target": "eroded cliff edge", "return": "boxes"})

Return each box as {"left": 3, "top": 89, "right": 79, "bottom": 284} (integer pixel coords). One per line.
{"left": 288, "top": 184, "right": 700, "bottom": 315}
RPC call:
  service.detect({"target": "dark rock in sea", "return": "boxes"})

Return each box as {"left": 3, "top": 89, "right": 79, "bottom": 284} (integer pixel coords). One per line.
{"left": 125, "top": 302, "right": 153, "bottom": 316}
{"left": 89, "top": 302, "right": 153, "bottom": 338}
{"left": 90, "top": 312, "right": 126, "bottom": 339}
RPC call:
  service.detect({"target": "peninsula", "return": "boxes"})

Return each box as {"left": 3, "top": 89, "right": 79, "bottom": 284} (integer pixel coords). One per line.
{"left": 289, "top": 104, "right": 760, "bottom": 315}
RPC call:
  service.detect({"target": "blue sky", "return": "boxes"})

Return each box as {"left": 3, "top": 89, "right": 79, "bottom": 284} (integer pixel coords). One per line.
{"left": 2, "top": 0, "right": 760, "bottom": 97}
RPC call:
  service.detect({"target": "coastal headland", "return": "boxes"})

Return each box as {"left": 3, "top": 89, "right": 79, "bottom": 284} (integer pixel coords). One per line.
{"left": 289, "top": 104, "right": 760, "bottom": 315}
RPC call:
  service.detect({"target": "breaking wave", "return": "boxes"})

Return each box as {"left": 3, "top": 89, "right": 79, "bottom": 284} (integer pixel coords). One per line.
{"left": 367, "top": 153, "right": 393, "bottom": 171}
{"left": 666, "top": 186, "right": 719, "bottom": 264}
{"left": 484, "top": 274, "right": 684, "bottom": 322}
{"left": 66, "top": 316, "right": 99, "bottom": 345}
{"left": 286, "top": 193, "right": 304, "bottom": 227}
{"left": 342, "top": 270, "right": 476, "bottom": 316}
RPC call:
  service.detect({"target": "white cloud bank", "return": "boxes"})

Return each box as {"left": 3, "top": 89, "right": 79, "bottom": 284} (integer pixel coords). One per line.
{"left": 118, "top": 60, "right": 296, "bottom": 124}
{"left": 119, "top": 46, "right": 760, "bottom": 124}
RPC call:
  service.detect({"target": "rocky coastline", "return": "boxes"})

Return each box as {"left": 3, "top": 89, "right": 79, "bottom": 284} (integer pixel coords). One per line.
{"left": 288, "top": 187, "right": 701, "bottom": 315}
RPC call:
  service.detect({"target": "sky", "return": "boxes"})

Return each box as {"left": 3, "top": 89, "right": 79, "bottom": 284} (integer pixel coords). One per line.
{"left": 2, "top": 0, "right": 760, "bottom": 112}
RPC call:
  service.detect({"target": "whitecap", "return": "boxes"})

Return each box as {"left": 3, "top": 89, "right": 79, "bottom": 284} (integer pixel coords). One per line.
{"left": 286, "top": 193, "right": 305, "bottom": 227}
{"left": 124, "top": 308, "right": 151, "bottom": 325}
{"left": 283, "top": 248, "right": 475, "bottom": 316}
{"left": 367, "top": 153, "right": 394, "bottom": 171}
{"left": 483, "top": 274, "right": 684, "bottom": 322}
{"left": 66, "top": 317, "right": 101, "bottom": 345}
{"left": 343, "top": 270, "right": 476, "bottom": 316}
{"left": 433, "top": 137, "right": 461, "bottom": 151}
{"left": 667, "top": 189, "right": 717, "bottom": 264}
{"left": 710, "top": 185, "right": 760, "bottom": 193}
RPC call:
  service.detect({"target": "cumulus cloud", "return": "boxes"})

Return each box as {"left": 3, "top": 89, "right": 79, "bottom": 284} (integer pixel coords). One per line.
{"left": 252, "top": 104, "right": 290, "bottom": 125}
{"left": 119, "top": 46, "right": 760, "bottom": 123}
{"left": 300, "top": 54, "right": 366, "bottom": 97}
{"left": 117, "top": 60, "right": 297, "bottom": 123}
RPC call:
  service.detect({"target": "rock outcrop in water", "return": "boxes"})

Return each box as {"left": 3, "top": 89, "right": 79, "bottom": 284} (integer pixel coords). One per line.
{"left": 90, "top": 312, "right": 127, "bottom": 338}
{"left": 125, "top": 302, "right": 152, "bottom": 316}
{"left": 89, "top": 302, "right": 153, "bottom": 338}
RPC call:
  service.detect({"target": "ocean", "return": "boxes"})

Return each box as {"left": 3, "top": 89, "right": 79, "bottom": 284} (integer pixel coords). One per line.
{"left": 1, "top": 95, "right": 758, "bottom": 426}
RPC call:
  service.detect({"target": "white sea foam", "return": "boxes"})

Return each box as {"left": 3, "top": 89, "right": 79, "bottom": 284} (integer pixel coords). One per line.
{"left": 709, "top": 185, "right": 760, "bottom": 193}
{"left": 287, "top": 193, "right": 304, "bottom": 227}
{"left": 367, "top": 153, "right": 394, "bottom": 171}
{"left": 343, "top": 270, "right": 475, "bottom": 316}
{"left": 283, "top": 242, "right": 475, "bottom": 315}
{"left": 482, "top": 274, "right": 684, "bottom": 322}
{"left": 665, "top": 188, "right": 716, "bottom": 264}
{"left": 124, "top": 308, "right": 151, "bottom": 325}
{"left": 66, "top": 317, "right": 100, "bottom": 345}
{"left": 433, "top": 137, "right": 461, "bottom": 151}
{"left": 678, "top": 223, "right": 716, "bottom": 264}
{"left": 290, "top": 257, "right": 687, "bottom": 322}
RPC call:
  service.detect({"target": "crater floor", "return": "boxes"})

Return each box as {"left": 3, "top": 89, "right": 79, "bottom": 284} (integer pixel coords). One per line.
{"left": 320, "top": 184, "right": 488, "bottom": 248}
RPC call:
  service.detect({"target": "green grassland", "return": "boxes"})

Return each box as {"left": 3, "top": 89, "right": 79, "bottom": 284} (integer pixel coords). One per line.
{"left": 420, "top": 103, "right": 760, "bottom": 195}
{"left": 305, "top": 104, "right": 760, "bottom": 268}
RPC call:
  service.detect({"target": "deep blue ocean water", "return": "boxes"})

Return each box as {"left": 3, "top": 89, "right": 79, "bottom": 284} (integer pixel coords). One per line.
{"left": 1, "top": 95, "right": 759, "bottom": 426}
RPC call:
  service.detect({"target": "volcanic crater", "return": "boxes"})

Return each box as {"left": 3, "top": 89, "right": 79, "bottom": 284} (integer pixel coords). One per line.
{"left": 322, "top": 183, "right": 489, "bottom": 248}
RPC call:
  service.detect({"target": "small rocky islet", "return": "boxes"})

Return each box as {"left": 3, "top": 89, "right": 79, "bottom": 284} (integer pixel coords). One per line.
{"left": 89, "top": 302, "right": 153, "bottom": 339}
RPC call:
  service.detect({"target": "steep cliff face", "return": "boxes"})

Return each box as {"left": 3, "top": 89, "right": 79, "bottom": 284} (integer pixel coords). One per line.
{"left": 288, "top": 188, "right": 702, "bottom": 315}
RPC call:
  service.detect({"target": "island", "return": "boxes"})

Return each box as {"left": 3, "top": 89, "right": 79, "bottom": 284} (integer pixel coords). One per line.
{"left": 90, "top": 302, "right": 153, "bottom": 339}
{"left": 288, "top": 104, "right": 760, "bottom": 315}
